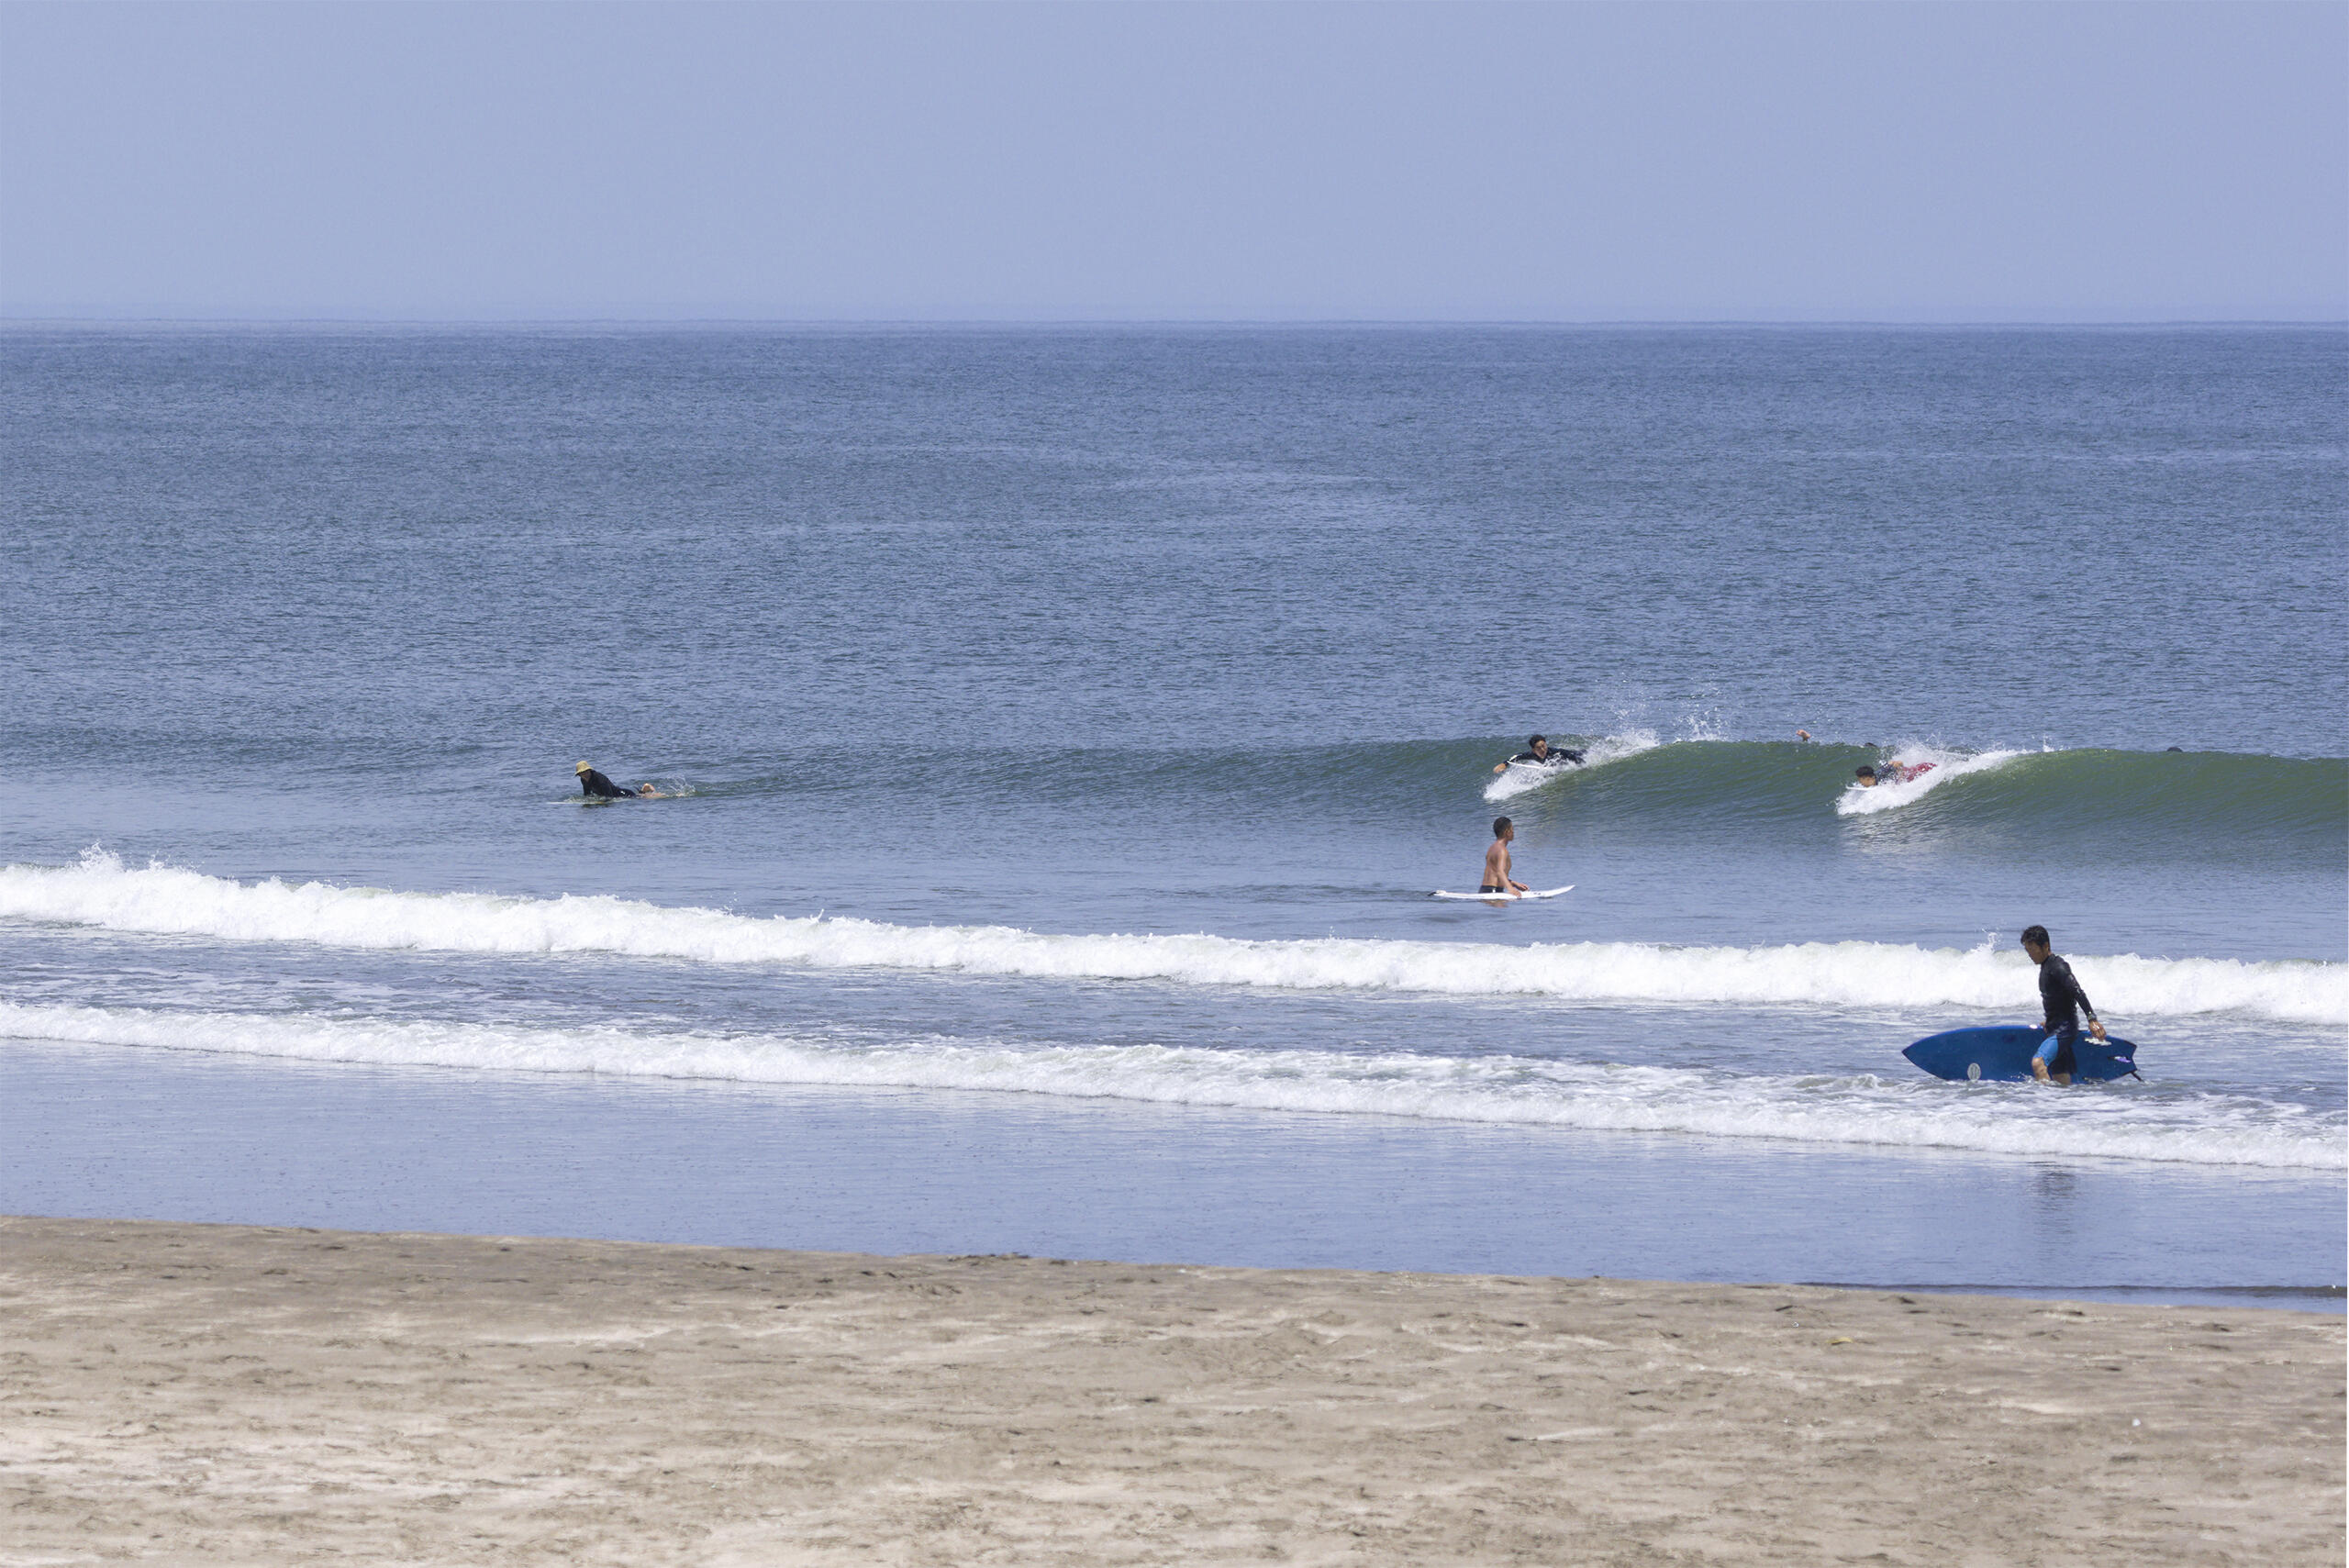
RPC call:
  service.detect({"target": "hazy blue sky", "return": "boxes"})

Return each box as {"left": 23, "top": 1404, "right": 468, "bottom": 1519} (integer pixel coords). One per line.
{"left": 3, "top": 1, "right": 2342, "bottom": 320}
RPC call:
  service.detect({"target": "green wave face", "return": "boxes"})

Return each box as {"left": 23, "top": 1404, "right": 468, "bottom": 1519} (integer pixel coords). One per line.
{"left": 704, "top": 736, "right": 2346, "bottom": 862}
{"left": 1880, "top": 748, "right": 2345, "bottom": 842}
{"left": 1522, "top": 741, "right": 2348, "bottom": 847}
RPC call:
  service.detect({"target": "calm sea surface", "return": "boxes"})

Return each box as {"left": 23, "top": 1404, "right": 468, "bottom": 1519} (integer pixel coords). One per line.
{"left": 3, "top": 326, "right": 2342, "bottom": 1304}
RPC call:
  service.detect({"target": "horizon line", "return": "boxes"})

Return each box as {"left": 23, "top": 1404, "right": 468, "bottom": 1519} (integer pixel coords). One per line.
{"left": 6, "top": 313, "right": 2345, "bottom": 330}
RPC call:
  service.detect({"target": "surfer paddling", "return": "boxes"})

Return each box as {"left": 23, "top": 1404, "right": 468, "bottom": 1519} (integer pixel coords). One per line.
{"left": 1492, "top": 734, "right": 1584, "bottom": 774}
{"left": 1854, "top": 762, "right": 1933, "bottom": 787}
{"left": 574, "top": 761, "right": 665, "bottom": 800}
{"left": 1479, "top": 817, "right": 1531, "bottom": 905}
{"left": 2021, "top": 924, "right": 2106, "bottom": 1085}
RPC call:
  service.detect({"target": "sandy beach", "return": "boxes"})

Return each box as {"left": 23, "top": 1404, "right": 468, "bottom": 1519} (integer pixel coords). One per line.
{"left": 0, "top": 1216, "right": 2339, "bottom": 1566}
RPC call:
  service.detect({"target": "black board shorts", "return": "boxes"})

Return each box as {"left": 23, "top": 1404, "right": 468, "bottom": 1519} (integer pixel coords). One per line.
{"left": 2045, "top": 1027, "right": 2080, "bottom": 1076}
{"left": 2056, "top": 1029, "right": 2082, "bottom": 1076}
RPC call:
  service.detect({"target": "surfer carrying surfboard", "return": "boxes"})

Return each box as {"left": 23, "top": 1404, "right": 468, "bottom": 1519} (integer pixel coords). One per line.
{"left": 1480, "top": 817, "right": 1531, "bottom": 903}
{"left": 2022, "top": 924, "right": 2107, "bottom": 1085}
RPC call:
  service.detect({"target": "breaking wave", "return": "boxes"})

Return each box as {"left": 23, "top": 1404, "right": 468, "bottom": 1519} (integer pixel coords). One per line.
{"left": 5, "top": 851, "right": 2341, "bottom": 1025}
{"left": 1835, "top": 745, "right": 2027, "bottom": 815}
{"left": 1483, "top": 728, "right": 1668, "bottom": 802}
{"left": 3, "top": 1000, "right": 2336, "bottom": 1171}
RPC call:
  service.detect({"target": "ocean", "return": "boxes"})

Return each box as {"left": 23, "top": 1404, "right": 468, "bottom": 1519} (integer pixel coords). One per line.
{"left": 2, "top": 323, "right": 2342, "bottom": 1308}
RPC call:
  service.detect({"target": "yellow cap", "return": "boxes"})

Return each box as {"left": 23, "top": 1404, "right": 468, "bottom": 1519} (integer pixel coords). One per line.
{"left": 574, "top": 761, "right": 591, "bottom": 773}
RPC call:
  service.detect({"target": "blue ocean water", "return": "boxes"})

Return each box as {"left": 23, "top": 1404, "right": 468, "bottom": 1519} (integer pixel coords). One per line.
{"left": 2, "top": 325, "right": 2342, "bottom": 1302}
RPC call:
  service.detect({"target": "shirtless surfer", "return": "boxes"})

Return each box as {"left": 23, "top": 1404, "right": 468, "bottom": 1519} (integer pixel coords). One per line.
{"left": 1480, "top": 817, "right": 1531, "bottom": 904}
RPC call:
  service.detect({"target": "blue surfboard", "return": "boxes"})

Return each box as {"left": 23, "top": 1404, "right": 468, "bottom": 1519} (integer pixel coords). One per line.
{"left": 1903, "top": 1026, "right": 2140, "bottom": 1084}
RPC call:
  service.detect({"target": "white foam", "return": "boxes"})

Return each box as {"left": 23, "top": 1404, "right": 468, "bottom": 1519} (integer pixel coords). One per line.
{"left": 4, "top": 1000, "right": 2337, "bottom": 1172}
{"left": 4, "top": 851, "right": 2342, "bottom": 1025}
{"left": 1835, "top": 745, "right": 2025, "bottom": 816}
{"left": 1483, "top": 729, "right": 1663, "bottom": 802}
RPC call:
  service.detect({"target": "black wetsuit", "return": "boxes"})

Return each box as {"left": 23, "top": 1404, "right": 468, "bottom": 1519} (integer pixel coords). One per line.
{"left": 577, "top": 768, "right": 636, "bottom": 800}
{"left": 1508, "top": 747, "right": 1585, "bottom": 767}
{"left": 2037, "top": 953, "right": 2099, "bottom": 1074}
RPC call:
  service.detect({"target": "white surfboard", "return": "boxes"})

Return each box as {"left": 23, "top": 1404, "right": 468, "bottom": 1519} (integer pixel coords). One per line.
{"left": 1431, "top": 884, "right": 1574, "bottom": 901}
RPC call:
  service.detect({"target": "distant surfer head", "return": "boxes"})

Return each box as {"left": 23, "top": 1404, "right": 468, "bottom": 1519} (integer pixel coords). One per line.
{"left": 1854, "top": 765, "right": 1878, "bottom": 786}
{"left": 1493, "top": 817, "right": 1513, "bottom": 840}
{"left": 575, "top": 761, "right": 592, "bottom": 775}
{"left": 1527, "top": 735, "right": 1548, "bottom": 756}
{"left": 2021, "top": 924, "right": 2051, "bottom": 961}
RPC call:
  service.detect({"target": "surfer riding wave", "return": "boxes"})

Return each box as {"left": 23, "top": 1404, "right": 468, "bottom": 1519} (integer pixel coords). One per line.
{"left": 1492, "top": 734, "right": 1584, "bottom": 774}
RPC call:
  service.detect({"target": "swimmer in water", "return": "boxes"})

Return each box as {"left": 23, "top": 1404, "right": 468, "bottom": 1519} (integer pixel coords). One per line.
{"left": 574, "top": 761, "right": 666, "bottom": 799}
{"left": 1854, "top": 762, "right": 1934, "bottom": 788}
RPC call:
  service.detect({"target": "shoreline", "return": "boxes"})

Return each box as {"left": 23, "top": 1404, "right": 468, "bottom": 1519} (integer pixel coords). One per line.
{"left": 11, "top": 1037, "right": 2340, "bottom": 1310}
{"left": 3, "top": 1215, "right": 2340, "bottom": 1565}
{"left": 1796, "top": 1280, "right": 2345, "bottom": 1314}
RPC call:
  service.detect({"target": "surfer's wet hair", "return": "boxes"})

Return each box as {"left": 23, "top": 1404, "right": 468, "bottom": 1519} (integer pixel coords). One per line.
{"left": 1493, "top": 817, "right": 1512, "bottom": 838}
{"left": 1528, "top": 735, "right": 1545, "bottom": 748}
{"left": 1855, "top": 766, "right": 1876, "bottom": 780}
{"left": 2021, "top": 925, "right": 2051, "bottom": 949}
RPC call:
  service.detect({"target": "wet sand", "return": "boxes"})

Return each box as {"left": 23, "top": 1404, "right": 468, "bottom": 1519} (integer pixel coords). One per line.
{"left": 1, "top": 1216, "right": 2340, "bottom": 1565}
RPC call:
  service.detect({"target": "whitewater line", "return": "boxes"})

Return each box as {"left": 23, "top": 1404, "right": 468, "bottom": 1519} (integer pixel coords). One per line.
{"left": 3, "top": 1000, "right": 2337, "bottom": 1172}
{"left": 2, "top": 851, "right": 2342, "bottom": 1025}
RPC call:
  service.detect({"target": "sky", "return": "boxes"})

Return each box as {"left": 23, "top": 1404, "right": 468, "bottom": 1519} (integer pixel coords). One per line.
{"left": 2, "top": 1, "right": 2343, "bottom": 321}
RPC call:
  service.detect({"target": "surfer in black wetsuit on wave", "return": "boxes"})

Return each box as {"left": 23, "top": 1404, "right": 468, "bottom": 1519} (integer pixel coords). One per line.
{"left": 574, "top": 761, "right": 664, "bottom": 799}
{"left": 1492, "top": 734, "right": 1585, "bottom": 774}
{"left": 2021, "top": 924, "right": 2107, "bottom": 1085}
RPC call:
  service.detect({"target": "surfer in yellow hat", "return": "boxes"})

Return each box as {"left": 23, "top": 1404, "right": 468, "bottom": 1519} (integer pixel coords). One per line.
{"left": 574, "top": 761, "right": 664, "bottom": 800}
